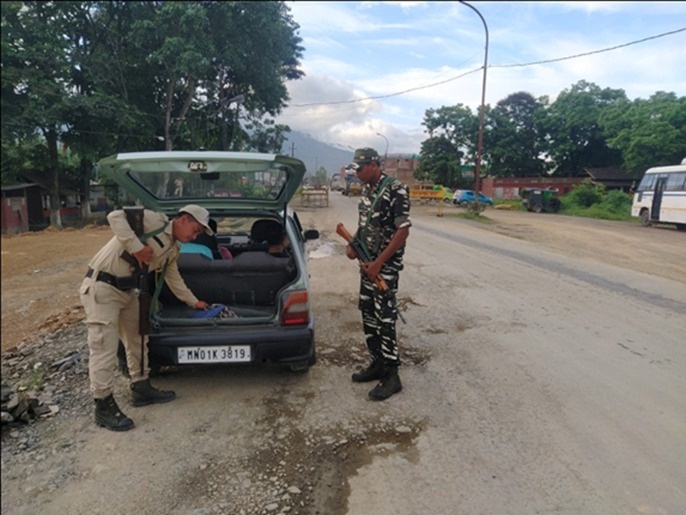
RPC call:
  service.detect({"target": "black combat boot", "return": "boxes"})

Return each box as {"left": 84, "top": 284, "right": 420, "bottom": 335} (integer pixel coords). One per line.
{"left": 130, "top": 379, "right": 176, "bottom": 407}
{"left": 368, "top": 365, "right": 402, "bottom": 401}
{"left": 94, "top": 394, "right": 134, "bottom": 431}
{"left": 352, "top": 359, "right": 385, "bottom": 383}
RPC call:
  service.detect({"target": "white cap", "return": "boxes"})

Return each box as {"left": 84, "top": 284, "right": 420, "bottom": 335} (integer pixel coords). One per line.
{"left": 179, "top": 205, "right": 213, "bottom": 235}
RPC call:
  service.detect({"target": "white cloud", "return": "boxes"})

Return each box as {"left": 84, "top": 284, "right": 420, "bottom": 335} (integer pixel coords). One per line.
{"left": 279, "top": 1, "right": 686, "bottom": 154}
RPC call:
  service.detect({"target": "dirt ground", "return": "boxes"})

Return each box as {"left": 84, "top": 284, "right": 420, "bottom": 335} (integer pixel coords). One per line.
{"left": 1, "top": 224, "right": 113, "bottom": 353}
{"left": 1, "top": 206, "right": 684, "bottom": 355}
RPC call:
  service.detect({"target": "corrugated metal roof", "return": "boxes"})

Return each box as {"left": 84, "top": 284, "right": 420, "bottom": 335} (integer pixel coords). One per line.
{"left": 1, "top": 183, "right": 40, "bottom": 191}
{"left": 582, "top": 167, "right": 632, "bottom": 181}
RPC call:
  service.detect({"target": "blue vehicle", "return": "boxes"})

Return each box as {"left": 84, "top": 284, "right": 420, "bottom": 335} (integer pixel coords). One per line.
{"left": 452, "top": 189, "right": 494, "bottom": 206}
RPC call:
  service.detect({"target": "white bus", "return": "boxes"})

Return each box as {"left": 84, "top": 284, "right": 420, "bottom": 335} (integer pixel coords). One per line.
{"left": 632, "top": 159, "right": 686, "bottom": 231}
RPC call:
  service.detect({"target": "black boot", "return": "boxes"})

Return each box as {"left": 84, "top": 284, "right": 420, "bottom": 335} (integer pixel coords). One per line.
{"left": 369, "top": 365, "right": 402, "bottom": 401}
{"left": 130, "top": 379, "right": 176, "bottom": 407}
{"left": 352, "top": 359, "right": 385, "bottom": 383}
{"left": 94, "top": 394, "right": 134, "bottom": 431}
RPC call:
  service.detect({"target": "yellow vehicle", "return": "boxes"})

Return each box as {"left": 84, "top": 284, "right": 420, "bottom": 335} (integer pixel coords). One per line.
{"left": 345, "top": 177, "right": 363, "bottom": 196}
{"left": 409, "top": 184, "right": 451, "bottom": 202}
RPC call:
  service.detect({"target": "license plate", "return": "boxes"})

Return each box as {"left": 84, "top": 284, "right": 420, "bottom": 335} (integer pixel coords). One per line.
{"left": 177, "top": 345, "right": 251, "bottom": 364}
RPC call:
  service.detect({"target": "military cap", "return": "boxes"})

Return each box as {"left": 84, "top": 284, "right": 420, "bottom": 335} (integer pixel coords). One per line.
{"left": 353, "top": 147, "right": 380, "bottom": 164}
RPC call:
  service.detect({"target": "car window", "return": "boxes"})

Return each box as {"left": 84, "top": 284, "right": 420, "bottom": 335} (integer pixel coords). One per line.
{"left": 129, "top": 167, "right": 288, "bottom": 202}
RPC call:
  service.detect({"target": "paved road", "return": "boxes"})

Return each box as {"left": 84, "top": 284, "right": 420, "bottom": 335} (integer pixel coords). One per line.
{"left": 330, "top": 194, "right": 686, "bottom": 514}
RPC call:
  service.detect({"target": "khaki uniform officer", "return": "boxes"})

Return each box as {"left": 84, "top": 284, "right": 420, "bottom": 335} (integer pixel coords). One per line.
{"left": 80, "top": 204, "right": 211, "bottom": 431}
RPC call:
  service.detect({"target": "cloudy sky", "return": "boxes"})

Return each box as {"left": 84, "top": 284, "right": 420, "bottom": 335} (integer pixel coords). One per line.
{"left": 275, "top": 1, "right": 686, "bottom": 155}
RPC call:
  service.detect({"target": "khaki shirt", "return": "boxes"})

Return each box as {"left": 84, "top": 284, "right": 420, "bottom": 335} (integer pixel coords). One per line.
{"left": 87, "top": 209, "right": 199, "bottom": 307}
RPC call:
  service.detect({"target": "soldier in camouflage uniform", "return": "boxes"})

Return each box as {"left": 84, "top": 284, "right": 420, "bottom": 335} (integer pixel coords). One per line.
{"left": 345, "top": 148, "right": 411, "bottom": 400}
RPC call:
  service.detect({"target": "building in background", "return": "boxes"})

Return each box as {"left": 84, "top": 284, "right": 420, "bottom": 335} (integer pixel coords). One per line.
{"left": 382, "top": 154, "right": 420, "bottom": 185}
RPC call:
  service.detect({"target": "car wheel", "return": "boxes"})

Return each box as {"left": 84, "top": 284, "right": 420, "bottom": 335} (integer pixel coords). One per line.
{"left": 289, "top": 347, "right": 316, "bottom": 373}
{"left": 639, "top": 209, "right": 651, "bottom": 227}
{"left": 533, "top": 204, "right": 543, "bottom": 213}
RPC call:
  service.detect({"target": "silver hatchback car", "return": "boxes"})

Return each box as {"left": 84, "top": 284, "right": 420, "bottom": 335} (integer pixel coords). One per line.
{"left": 97, "top": 151, "right": 319, "bottom": 373}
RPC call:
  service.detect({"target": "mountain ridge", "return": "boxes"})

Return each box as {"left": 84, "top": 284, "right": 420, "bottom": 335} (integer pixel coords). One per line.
{"left": 281, "top": 131, "right": 353, "bottom": 178}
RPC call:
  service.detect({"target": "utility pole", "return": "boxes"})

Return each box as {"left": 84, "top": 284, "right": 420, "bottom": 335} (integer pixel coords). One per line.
{"left": 459, "top": 1, "right": 489, "bottom": 196}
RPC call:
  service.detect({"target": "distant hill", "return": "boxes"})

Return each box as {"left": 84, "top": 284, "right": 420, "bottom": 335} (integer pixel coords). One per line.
{"left": 281, "top": 131, "right": 353, "bottom": 178}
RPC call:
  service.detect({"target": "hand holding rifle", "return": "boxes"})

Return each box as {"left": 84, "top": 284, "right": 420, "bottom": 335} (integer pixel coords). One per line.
{"left": 133, "top": 245, "right": 154, "bottom": 268}
{"left": 337, "top": 223, "right": 388, "bottom": 291}
{"left": 337, "top": 222, "right": 406, "bottom": 323}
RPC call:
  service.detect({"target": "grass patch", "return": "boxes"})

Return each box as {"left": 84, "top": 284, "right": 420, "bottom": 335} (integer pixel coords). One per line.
{"left": 445, "top": 211, "right": 494, "bottom": 224}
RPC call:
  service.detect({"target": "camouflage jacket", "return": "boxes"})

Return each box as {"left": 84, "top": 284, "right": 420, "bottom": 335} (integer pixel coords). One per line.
{"left": 356, "top": 174, "right": 412, "bottom": 269}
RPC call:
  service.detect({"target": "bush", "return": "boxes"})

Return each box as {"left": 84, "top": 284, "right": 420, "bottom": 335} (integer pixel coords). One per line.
{"left": 559, "top": 182, "right": 632, "bottom": 221}
{"left": 565, "top": 180, "right": 604, "bottom": 208}
{"left": 602, "top": 189, "right": 632, "bottom": 214}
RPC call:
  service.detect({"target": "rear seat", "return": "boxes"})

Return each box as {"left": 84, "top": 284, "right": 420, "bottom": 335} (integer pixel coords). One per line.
{"left": 160, "top": 251, "right": 295, "bottom": 307}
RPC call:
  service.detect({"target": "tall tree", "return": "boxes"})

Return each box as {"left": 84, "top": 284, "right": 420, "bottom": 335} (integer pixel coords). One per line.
{"left": 2, "top": 1, "right": 304, "bottom": 229}
{"left": 486, "top": 92, "right": 547, "bottom": 177}
{"left": 418, "top": 104, "right": 479, "bottom": 187}
{"left": 537, "top": 80, "right": 626, "bottom": 176}
{"left": 200, "top": 1, "right": 304, "bottom": 151}
{"left": 1, "top": 1, "right": 77, "bottom": 228}
{"left": 599, "top": 92, "right": 686, "bottom": 175}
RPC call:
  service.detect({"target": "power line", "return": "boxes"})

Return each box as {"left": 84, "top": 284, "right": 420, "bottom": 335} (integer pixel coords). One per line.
{"left": 289, "top": 27, "right": 686, "bottom": 108}
{"left": 494, "top": 27, "right": 686, "bottom": 69}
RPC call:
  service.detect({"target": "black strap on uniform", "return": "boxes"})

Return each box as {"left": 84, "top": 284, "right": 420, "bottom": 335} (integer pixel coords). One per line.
{"left": 359, "top": 175, "right": 395, "bottom": 258}
{"left": 141, "top": 223, "right": 168, "bottom": 244}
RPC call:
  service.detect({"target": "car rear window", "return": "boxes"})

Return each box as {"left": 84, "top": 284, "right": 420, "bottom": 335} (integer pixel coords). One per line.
{"left": 128, "top": 167, "right": 288, "bottom": 202}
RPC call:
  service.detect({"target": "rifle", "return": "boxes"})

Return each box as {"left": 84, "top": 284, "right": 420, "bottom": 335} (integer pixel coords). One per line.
{"left": 336, "top": 222, "right": 406, "bottom": 324}
{"left": 123, "top": 206, "right": 150, "bottom": 376}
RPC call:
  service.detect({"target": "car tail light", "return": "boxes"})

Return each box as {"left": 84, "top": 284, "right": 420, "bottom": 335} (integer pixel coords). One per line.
{"left": 281, "top": 290, "right": 310, "bottom": 325}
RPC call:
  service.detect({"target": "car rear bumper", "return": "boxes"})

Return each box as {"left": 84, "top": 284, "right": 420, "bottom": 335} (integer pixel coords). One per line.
{"left": 147, "top": 322, "right": 315, "bottom": 367}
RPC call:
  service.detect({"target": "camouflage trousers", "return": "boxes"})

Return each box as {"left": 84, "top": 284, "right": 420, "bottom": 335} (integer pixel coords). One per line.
{"left": 358, "top": 270, "right": 400, "bottom": 366}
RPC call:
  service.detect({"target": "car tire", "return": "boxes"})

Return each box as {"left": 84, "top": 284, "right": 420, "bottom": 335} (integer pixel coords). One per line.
{"left": 289, "top": 347, "right": 316, "bottom": 373}
{"left": 639, "top": 209, "right": 651, "bottom": 227}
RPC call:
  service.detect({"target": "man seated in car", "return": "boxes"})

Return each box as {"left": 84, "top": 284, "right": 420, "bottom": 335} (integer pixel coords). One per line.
{"left": 263, "top": 221, "right": 290, "bottom": 258}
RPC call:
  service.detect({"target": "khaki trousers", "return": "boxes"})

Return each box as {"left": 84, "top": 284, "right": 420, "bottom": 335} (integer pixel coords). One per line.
{"left": 79, "top": 276, "right": 149, "bottom": 398}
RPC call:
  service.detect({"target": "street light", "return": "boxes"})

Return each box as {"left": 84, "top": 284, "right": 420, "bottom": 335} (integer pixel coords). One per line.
{"left": 459, "top": 1, "right": 489, "bottom": 196}
{"left": 376, "top": 132, "right": 389, "bottom": 159}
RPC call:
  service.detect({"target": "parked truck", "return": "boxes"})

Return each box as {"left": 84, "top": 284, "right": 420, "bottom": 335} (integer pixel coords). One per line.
{"left": 521, "top": 188, "right": 561, "bottom": 213}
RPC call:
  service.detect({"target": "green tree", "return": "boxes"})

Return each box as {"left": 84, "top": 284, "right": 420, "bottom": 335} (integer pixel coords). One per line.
{"left": 418, "top": 104, "right": 478, "bottom": 187}
{"left": 2, "top": 1, "right": 304, "bottom": 229}
{"left": 486, "top": 92, "right": 547, "bottom": 177}
{"left": 1, "top": 1, "right": 77, "bottom": 227}
{"left": 313, "top": 166, "right": 327, "bottom": 187}
{"left": 245, "top": 118, "right": 291, "bottom": 153}
{"left": 599, "top": 92, "right": 686, "bottom": 175}
{"left": 191, "top": 1, "right": 303, "bottom": 151}
{"left": 537, "top": 80, "right": 626, "bottom": 176}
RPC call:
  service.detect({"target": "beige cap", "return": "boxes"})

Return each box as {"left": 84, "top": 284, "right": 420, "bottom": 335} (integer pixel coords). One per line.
{"left": 179, "top": 205, "right": 213, "bottom": 235}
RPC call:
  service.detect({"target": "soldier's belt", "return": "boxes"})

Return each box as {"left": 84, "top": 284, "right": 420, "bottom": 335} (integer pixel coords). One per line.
{"left": 85, "top": 268, "right": 137, "bottom": 291}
